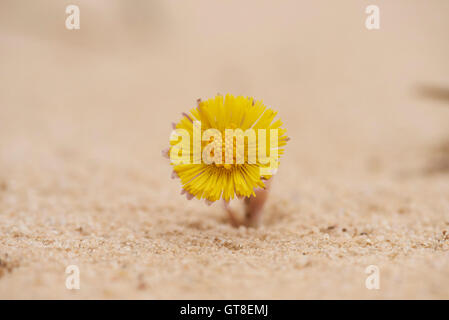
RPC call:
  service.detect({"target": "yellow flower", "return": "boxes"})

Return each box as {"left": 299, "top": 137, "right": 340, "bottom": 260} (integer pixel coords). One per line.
{"left": 164, "top": 94, "right": 288, "bottom": 203}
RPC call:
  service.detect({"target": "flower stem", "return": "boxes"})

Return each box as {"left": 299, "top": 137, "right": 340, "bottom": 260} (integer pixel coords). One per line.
{"left": 224, "top": 178, "right": 272, "bottom": 228}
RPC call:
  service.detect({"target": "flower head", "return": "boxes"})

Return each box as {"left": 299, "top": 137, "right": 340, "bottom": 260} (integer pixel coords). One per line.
{"left": 164, "top": 94, "right": 288, "bottom": 203}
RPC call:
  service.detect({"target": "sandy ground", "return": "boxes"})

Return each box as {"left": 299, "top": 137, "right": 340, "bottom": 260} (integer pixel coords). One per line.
{"left": 1, "top": 0, "right": 449, "bottom": 299}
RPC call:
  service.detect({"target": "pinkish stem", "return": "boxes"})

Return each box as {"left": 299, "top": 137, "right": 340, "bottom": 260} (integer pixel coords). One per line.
{"left": 224, "top": 179, "right": 272, "bottom": 228}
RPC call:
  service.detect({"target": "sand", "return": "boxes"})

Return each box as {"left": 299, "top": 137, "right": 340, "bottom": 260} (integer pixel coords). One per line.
{"left": 0, "top": 0, "right": 449, "bottom": 299}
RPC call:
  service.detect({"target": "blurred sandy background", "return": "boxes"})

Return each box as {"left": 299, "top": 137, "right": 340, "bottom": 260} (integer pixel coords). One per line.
{"left": 1, "top": 0, "right": 449, "bottom": 299}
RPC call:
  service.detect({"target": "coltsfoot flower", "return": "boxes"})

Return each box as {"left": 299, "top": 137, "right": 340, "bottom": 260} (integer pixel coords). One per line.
{"left": 163, "top": 94, "right": 288, "bottom": 226}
